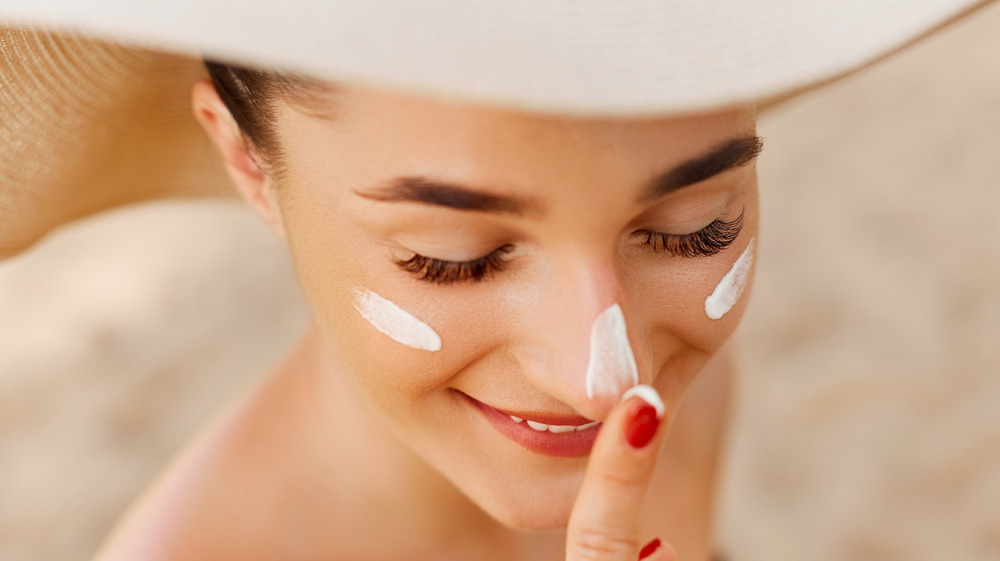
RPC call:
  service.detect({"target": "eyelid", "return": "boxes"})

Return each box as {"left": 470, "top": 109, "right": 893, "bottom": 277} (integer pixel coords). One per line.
{"left": 395, "top": 236, "right": 504, "bottom": 263}
{"left": 387, "top": 212, "right": 526, "bottom": 257}
{"left": 630, "top": 184, "right": 735, "bottom": 236}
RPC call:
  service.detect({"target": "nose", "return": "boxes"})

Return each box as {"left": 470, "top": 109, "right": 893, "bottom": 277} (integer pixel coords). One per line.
{"left": 514, "top": 255, "right": 642, "bottom": 421}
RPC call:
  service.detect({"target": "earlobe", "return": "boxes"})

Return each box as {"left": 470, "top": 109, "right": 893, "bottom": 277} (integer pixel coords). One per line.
{"left": 190, "top": 79, "right": 286, "bottom": 239}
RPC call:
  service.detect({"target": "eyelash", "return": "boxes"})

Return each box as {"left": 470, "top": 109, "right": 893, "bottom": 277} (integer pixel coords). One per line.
{"left": 396, "top": 209, "right": 744, "bottom": 284}
{"left": 639, "top": 208, "right": 744, "bottom": 258}
{"left": 395, "top": 244, "right": 515, "bottom": 285}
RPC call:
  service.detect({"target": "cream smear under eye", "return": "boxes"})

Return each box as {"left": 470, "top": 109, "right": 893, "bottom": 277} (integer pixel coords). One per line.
{"left": 351, "top": 286, "right": 442, "bottom": 351}
{"left": 704, "top": 238, "right": 754, "bottom": 320}
{"left": 585, "top": 303, "right": 639, "bottom": 400}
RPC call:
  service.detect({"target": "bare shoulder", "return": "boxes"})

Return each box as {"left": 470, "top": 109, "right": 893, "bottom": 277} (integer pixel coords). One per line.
{"left": 92, "top": 345, "right": 328, "bottom": 561}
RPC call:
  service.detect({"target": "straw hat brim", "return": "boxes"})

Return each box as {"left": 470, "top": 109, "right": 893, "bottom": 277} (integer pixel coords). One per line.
{"left": 0, "top": 0, "right": 995, "bottom": 258}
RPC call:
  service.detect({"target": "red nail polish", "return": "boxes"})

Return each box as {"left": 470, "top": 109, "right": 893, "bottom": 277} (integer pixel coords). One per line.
{"left": 638, "top": 538, "right": 662, "bottom": 560}
{"left": 623, "top": 402, "right": 660, "bottom": 449}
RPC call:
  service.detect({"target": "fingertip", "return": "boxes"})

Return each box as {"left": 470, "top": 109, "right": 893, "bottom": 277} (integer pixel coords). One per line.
{"left": 620, "top": 384, "right": 664, "bottom": 419}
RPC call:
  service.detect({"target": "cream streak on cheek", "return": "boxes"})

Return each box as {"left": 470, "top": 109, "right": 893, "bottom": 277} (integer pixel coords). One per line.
{"left": 585, "top": 303, "right": 639, "bottom": 400}
{"left": 351, "top": 286, "right": 442, "bottom": 351}
{"left": 704, "top": 238, "right": 754, "bottom": 320}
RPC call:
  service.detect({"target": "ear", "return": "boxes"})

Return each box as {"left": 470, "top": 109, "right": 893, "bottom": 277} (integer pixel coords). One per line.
{"left": 191, "top": 79, "right": 286, "bottom": 239}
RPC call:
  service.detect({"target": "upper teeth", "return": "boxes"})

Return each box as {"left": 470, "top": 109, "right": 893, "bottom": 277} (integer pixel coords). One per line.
{"left": 512, "top": 416, "right": 600, "bottom": 433}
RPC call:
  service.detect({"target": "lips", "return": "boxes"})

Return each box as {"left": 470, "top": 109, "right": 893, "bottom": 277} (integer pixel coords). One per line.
{"left": 463, "top": 394, "right": 602, "bottom": 458}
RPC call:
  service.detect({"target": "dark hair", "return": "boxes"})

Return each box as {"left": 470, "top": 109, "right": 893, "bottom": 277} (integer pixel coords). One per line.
{"left": 203, "top": 59, "right": 339, "bottom": 180}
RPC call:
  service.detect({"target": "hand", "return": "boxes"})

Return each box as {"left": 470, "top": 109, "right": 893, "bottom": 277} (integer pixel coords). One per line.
{"left": 565, "top": 385, "right": 674, "bottom": 561}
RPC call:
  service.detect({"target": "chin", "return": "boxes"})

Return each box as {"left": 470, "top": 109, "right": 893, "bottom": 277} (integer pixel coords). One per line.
{"left": 467, "top": 473, "right": 580, "bottom": 531}
{"left": 485, "top": 498, "right": 574, "bottom": 531}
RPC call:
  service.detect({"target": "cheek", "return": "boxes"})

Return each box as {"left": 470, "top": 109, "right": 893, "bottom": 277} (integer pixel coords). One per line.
{"left": 308, "top": 281, "right": 451, "bottom": 407}
{"left": 627, "top": 238, "right": 755, "bottom": 408}
{"left": 278, "top": 227, "right": 441, "bottom": 415}
{"left": 285, "top": 242, "right": 495, "bottom": 422}
{"left": 633, "top": 236, "right": 757, "bottom": 357}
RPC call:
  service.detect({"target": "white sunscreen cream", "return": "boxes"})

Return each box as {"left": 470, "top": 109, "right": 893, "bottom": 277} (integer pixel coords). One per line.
{"left": 585, "top": 303, "right": 639, "bottom": 400}
{"left": 704, "top": 238, "right": 755, "bottom": 320}
{"left": 621, "top": 384, "right": 665, "bottom": 419}
{"left": 351, "top": 287, "right": 442, "bottom": 352}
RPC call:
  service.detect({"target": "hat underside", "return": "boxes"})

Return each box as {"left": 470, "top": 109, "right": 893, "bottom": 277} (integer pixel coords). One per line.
{"left": 0, "top": 0, "right": 990, "bottom": 115}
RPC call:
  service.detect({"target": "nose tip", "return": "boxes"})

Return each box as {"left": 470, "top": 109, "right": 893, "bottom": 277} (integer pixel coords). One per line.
{"left": 579, "top": 303, "right": 639, "bottom": 420}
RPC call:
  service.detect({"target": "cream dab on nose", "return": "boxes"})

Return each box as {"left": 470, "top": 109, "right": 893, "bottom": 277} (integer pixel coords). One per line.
{"left": 705, "top": 238, "right": 754, "bottom": 320}
{"left": 351, "top": 286, "right": 442, "bottom": 351}
{"left": 585, "top": 303, "right": 639, "bottom": 400}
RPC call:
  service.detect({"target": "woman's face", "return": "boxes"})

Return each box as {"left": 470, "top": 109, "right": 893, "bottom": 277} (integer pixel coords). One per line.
{"left": 264, "top": 85, "right": 759, "bottom": 529}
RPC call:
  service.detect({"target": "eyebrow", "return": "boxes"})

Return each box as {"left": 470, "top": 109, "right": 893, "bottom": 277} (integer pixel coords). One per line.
{"left": 640, "top": 135, "right": 764, "bottom": 202}
{"left": 354, "top": 134, "right": 764, "bottom": 215}
{"left": 356, "top": 176, "right": 533, "bottom": 215}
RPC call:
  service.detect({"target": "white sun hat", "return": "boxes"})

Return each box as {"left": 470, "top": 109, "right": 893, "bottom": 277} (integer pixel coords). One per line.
{"left": 1, "top": 0, "right": 993, "bottom": 114}
{"left": 0, "top": 0, "right": 994, "bottom": 255}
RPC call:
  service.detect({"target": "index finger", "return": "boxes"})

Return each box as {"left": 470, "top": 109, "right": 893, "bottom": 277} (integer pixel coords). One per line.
{"left": 566, "top": 385, "right": 669, "bottom": 561}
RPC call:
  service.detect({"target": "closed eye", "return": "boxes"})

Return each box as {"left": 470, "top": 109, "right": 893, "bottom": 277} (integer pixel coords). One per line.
{"left": 638, "top": 208, "right": 744, "bottom": 257}
{"left": 395, "top": 244, "right": 515, "bottom": 284}
{"left": 396, "top": 208, "right": 744, "bottom": 285}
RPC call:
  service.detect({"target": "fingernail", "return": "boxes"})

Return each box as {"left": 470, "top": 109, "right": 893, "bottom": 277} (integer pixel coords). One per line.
{"left": 623, "top": 400, "right": 660, "bottom": 449}
{"left": 638, "top": 538, "right": 662, "bottom": 560}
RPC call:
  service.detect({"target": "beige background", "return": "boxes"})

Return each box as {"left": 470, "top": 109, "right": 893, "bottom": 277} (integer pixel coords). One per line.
{"left": 1, "top": 5, "right": 998, "bottom": 560}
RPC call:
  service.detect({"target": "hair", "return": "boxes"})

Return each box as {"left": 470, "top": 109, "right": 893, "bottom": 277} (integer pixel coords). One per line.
{"left": 203, "top": 59, "right": 339, "bottom": 181}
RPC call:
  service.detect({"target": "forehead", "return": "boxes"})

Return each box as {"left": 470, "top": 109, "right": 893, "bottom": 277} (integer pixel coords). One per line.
{"left": 277, "top": 83, "right": 756, "bottom": 198}
{"left": 324, "top": 82, "right": 752, "bottom": 144}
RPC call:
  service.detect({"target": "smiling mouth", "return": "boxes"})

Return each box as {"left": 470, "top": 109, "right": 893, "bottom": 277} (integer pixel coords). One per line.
{"left": 461, "top": 393, "right": 603, "bottom": 458}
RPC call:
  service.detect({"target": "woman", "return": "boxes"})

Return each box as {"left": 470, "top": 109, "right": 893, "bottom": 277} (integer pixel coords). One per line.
{"left": 0, "top": 1, "right": 989, "bottom": 560}
{"left": 91, "top": 63, "right": 755, "bottom": 560}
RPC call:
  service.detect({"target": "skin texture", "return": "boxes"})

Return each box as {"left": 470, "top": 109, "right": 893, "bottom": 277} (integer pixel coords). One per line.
{"left": 96, "top": 81, "right": 756, "bottom": 561}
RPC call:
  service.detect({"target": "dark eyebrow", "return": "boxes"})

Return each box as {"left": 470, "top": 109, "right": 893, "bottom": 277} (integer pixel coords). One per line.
{"left": 354, "top": 134, "right": 763, "bottom": 214}
{"left": 355, "top": 176, "right": 536, "bottom": 215}
{"left": 640, "top": 135, "right": 764, "bottom": 202}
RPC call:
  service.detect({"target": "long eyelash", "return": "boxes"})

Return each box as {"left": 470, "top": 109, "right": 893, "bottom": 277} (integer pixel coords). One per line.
{"left": 396, "top": 244, "right": 514, "bottom": 284}
{"left": 642, "top": 209, "right": 744, "bottom": 257}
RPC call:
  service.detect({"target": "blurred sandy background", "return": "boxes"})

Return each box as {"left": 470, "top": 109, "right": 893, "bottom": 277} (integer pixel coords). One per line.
{"left": 1, "top": 5, "right": 999, "bottom": 560}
